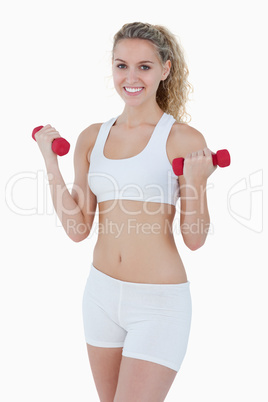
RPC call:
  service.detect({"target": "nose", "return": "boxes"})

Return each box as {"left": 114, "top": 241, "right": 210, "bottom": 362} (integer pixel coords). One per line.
{"left": 126, "top": 67, "right": 139, "bottom": 84}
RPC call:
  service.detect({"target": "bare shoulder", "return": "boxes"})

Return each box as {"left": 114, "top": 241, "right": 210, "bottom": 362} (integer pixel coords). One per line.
{"left": 168, "top": 122, "right": 207, "bottom": 159}
{"left": 74, "top": 122, "right": 102, "bottom": 164}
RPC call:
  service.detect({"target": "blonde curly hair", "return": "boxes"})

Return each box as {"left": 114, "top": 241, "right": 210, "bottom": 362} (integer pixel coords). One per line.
{"left": 112, "top": 22, "right": 193, "bottom": 123}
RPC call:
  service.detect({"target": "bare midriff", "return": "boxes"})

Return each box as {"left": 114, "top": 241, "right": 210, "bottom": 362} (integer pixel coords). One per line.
{"left": 92, "top": 199, "right": 187, "bottom": 284}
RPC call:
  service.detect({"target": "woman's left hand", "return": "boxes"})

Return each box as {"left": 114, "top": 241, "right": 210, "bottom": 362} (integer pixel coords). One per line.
{"left": 183, "top": 147, "right": 217, "bottom": 183}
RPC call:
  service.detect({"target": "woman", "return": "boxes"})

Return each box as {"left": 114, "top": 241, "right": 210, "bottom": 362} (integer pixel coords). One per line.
{"left": 35, "top": 22, "right": 216, "bottom": 402}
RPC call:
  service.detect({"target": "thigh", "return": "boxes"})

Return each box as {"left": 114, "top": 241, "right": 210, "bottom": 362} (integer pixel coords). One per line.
{"left": 82, "top": 269, "right": 127, "bottom": 347}
{"left": 114, "top": 355, "right": 177, "bottom": 402}
{"left": 121, "top": 281, "right": 192, "bottom": 372}
{"left": 87, "top": 344, "right": 123, "bottom": 402}
{"left": 82, "top": 296, "right": 127, "bottom": 347}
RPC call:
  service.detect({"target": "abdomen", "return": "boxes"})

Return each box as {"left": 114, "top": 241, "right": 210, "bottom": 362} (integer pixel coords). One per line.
{"left": 92, "top": 200, "right": 187, "bottom": 284}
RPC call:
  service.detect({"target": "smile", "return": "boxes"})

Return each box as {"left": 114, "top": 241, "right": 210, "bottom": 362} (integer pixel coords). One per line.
{"left": 124, "top": 87, "right": 144, "bottom": 94}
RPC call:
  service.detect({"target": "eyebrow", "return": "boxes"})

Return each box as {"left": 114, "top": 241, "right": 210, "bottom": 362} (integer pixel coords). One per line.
{"left": 114, "top": 58, "right": 154, "bottom": 64}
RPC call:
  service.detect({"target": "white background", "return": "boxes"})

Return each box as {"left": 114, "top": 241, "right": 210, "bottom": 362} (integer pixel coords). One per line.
{"left": 1, "top": 0, "right": 267, "bottom": 401}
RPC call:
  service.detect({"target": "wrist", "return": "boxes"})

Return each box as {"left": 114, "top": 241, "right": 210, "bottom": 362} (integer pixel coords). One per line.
{"left": 45, "top": 157, "right": 59, "bottom": 172}
{"left": 183, "top": 177, "right": 208, "bottom": 191}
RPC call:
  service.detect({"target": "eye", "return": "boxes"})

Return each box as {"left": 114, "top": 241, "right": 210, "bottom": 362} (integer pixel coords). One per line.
{"left": 141, "top": 65, "right": 150, "bottom": 71}
{"left": 117, "top": 64, "right": 126, "bottom": 69}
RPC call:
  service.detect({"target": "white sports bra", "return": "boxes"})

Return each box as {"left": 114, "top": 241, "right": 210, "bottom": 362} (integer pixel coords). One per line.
{"left": 88, "top": 112, "right": 180, "bottom": 206}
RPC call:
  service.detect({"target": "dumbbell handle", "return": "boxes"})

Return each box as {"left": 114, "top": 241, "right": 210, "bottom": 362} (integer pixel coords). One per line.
{"left": 172, "top": 149, "right": 230, "bottom": 176}
{"left": 32, "top": 126, "right": 70, "bottom": 156}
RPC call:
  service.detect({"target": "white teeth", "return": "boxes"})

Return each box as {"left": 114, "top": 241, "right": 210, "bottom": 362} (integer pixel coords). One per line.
{"left": 125, "top": 87, "right": 143, "bottom": 93}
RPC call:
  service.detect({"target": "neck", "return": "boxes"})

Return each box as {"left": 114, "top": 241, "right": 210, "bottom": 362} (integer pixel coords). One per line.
{"left": 119, "top": 102, "right": 164, "bottom": 128}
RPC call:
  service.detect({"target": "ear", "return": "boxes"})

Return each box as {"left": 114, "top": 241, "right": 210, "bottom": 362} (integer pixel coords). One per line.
{"left": 161, "top": 60, "right": 171, "bottom": 81}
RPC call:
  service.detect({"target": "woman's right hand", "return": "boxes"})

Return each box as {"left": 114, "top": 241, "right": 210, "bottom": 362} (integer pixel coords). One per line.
{"left": 34, "top": 124, "right": 61, "bottom": 164}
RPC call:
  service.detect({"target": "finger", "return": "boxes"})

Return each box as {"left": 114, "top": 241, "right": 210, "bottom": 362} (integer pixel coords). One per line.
{"left": 40, "top": 125, "right": 60, "bottom": 136}
{"left": 35, "top": 131, "right": 61, "bottom": 143}
{"left": 44, "top": 126, "right": 59, "bottom": 133}
{"left": 203, "top": 147, "right": 212, "bottom": 156}
{"left": 46, "top": 130, "right": 60, "bottom": 136}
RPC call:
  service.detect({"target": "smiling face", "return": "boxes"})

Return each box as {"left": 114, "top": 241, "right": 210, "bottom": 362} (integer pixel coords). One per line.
{"left": 112, "top": 38, "right": 171, "bottom": 109}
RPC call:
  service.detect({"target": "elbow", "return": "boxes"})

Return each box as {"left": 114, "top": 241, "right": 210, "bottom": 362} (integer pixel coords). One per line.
{"left": 183, "top": 236, "right": 206, "bottom": 251}
{"left": 70, "top": 229, "right": 90, "bottom": 243}
{"left": 186, "top": 241, "right": 204, "bottom": 251}
{"left": 71, "top": 235, "right": 86, "bottom": 243}
{"left": 66, "top": 223, "right": 91, "bottom": 243}
{"left": 181, "top": 219, "right": 210, "bottom": 251}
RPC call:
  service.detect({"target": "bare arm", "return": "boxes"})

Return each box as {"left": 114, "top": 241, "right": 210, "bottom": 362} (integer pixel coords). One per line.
{"left": 35, "top": 124, "right": 97, "bottom": 242}
{"left": 70, "top": 125, "right": 98, "bottom": 241}
{"left": 171, "top": 124, "right": 216, "bottom": 250}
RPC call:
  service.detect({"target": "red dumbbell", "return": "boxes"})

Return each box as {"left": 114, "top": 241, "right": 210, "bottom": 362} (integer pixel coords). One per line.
{"left": 32, "top": 126, "right": 70, "bottom": 156}
{"left": 172, "top": 149, "right": 231, "bottom": 176}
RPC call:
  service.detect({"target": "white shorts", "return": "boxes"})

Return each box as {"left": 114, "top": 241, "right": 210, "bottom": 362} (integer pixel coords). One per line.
{"left": 82, "top": 264, "right": 192, "bottom": 372}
